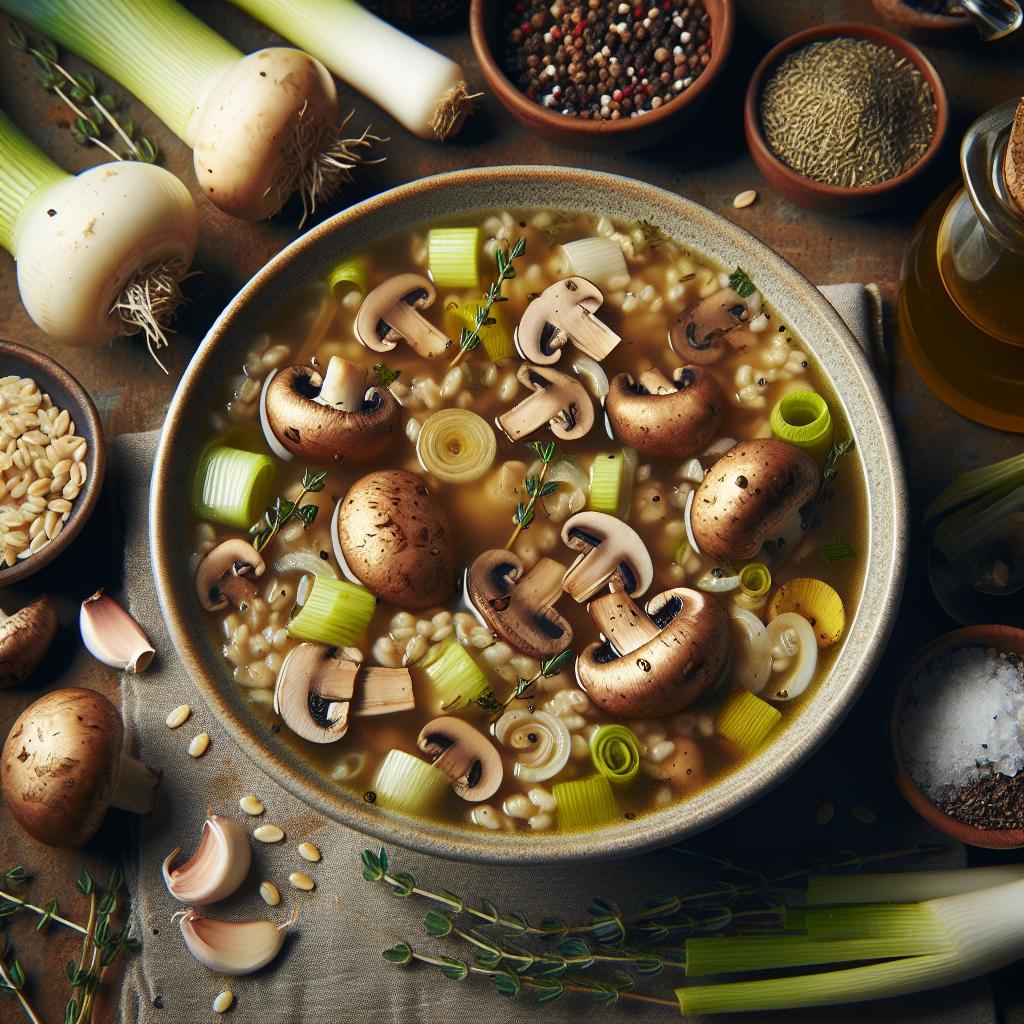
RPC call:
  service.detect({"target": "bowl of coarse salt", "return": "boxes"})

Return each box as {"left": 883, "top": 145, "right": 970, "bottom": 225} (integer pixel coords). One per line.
{"left": 892, "top": 625, "right": 1024, "bottom": 849}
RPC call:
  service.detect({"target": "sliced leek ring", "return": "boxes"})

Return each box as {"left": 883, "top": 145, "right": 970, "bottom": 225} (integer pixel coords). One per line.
{"left": 553, "top": 774, "right": 619, "bottom": 831}
{"left": 767, "top": 578, "right": 845, "bottom": 648}
{"left": 416, "top": 409, "right": 497, "bottom": 483}
{"left": 372, "top": 750, "right": 450, "bottom": 814}
{"left": 770, "top": 391, "right": 833, "bottom": 464}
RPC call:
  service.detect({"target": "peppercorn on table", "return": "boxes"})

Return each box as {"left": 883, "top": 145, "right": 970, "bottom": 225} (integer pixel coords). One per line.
{"left": 0, "top": 1, "right": 1021, "bottom": 1021}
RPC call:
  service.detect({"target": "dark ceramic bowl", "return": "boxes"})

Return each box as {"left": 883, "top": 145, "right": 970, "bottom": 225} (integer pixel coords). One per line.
{"left": 469, "top": 0, "right": 735, "bottom": 150}
{"left": 0, "top": 341, "right": 105, "bottom": 585}
{"left": 743, "top": 23, "right": 949, "bottom": 215}
{"left": 892, "top": 625, "right": 1024, "bottom": 850}
{"left": 872, "top": 0, "right": 971, "bottom": 43}
{"left": 152, "top": 167, "right": 907, "bottom": 864}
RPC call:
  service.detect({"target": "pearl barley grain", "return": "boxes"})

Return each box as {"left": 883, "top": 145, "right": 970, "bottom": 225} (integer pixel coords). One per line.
{"left": 165, "top": 705, "right": 191, "bottom": 729}
{"left": 733, "top": 189, "right": 757, "bottom": 209}
{"left": 289, "top": 871, "right": 315, "bottom": 891}
{"left": 298, "top": 842, "right": 321, "bottom": 863}
{"left": 212, "top": 991, "right": 234, "bottom": 1013}
{"left": 239, "top": 795, "right": 265, "bottom": 816}
{"left": 188, "top": 732, "right": 210, "bottom": 758}
{"left": 260, "top": 881, "right": 281, "bottom": 906}
{"left": 254, "top": 824, "right": 285, "bottom": 843}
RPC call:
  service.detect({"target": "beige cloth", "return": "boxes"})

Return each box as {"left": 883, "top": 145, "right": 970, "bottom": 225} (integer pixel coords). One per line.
{"left": 118, "top": 286, "right": 995, "bottom": 1023}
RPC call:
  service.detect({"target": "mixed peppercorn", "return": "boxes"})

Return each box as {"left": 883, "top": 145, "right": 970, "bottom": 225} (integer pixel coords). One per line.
{"left": 500, "top": 0, "right": 712, "bottom": 120}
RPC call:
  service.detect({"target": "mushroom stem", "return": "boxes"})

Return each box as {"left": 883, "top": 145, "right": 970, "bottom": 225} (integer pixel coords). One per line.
{"left": 383, "top": 298, "right": 451, "bottom": 358}
{"left": 637, "top": 368, "right": 675, "bottom": 394}
{"left": 516, "top": 557, "right": 568, "bottom": 611}
{"left": 563, "top": 543, "right": 627, "bottom": 603}
{"left": 110, "top": 753, "right": 159, "bottom": 815}
{"left": 352, "top": 667, "right": 415, "bottom": 715}
{"left": 498, "top": 385, "right": 561, "bottom": 441}
{"left": 317, "top": 356, "right": 366, "bottom": 411}
{"left": 589, "top": 592, "right": 660, "bottom": 655}
{"left": 558, "top": 305, "right": 620, "bottom": 362}
{"left": 219, "top": 574, "right": 260, "bottom": 611}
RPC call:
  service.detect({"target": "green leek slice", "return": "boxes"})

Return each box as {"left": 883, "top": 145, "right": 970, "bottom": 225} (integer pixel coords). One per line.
{"left": 739, "top": 562, "right": 772, "bottom": 599}
{"left": 371, "top": 750, "right": 449, "bottom": 814}
{"left": 287, "top": 576, "right": 376, "bottom": 648}
{"left": 716, "top": 689, "right": 782, "bottom": 754}
{"left": 428, "top": 227, "right": 481, "bottom": 289}
{"left": 419, "top": 638, "right": 492, "bottom": 713}
{"left": 770, "top": 391, "right": 833, "bottom": 463}
{"left": 589, "top": 724, "right": 641, "bottom": 783}
{"left": 326, "top": 254, "right": 369, "bottom": 297}
{"left": 193, "top": 445, "right": 275, "bottom": 530}
{"left": 554, "top": 774, "right": 619, "bottom": 830}
{"left": 444, "top": 301, "right": 514, "bottom": 362}
{"left": 587, "top": 448, "right": 637, "bottom": 518}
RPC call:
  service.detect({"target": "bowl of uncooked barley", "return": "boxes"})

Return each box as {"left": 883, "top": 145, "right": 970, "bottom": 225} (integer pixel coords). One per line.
{"left": 0, "top": 341, "right": 105, "bottom": 584}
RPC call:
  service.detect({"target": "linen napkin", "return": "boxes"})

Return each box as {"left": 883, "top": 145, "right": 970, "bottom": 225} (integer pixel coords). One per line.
{"left": 117, "top": 286, "right": 996, "bottom": 1024}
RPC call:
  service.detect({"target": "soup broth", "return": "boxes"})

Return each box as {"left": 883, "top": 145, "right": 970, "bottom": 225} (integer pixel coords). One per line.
{"left": 190, "top": 208, "right": 866, "bottom": 836}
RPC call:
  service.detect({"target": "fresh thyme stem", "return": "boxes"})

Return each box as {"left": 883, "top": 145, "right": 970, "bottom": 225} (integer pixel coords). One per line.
{"left": 505, "top": 441, "right": 559, "bottom": 550}
{"left": 0, "top": 890, "right": 88, "bottom": 936}
{"left": 251, "top": 468, "right": 327, "bottom": 553}
{"left": 0, "top": 959, "right": 41, "bottom": 1024}
{"left": 489, "top": 649, "right": 575, "bottom": 721}
{"left": 448, "top": 236, "right": 526, "bottom": 369}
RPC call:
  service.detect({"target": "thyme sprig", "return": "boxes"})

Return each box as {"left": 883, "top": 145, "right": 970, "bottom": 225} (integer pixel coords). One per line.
{"left": 505, "top": 441, "right": 559, "bottom": 549}
{"left": 488, "top": 649, "right": 575, "bottom": 719}
{"left": 250, "top": 467, "right": 327, "bottom": 553}
{"left": 0, "top": 865, "right": 139, "bottom": 1024}
{"left": 448, "top": 237, "right": 526, "bottom": 369}
{"left": 8, "top": 23, "right": 157, "bottom": 163}
{"left": 802, "top": 438, "right": 855, "bottom": 531}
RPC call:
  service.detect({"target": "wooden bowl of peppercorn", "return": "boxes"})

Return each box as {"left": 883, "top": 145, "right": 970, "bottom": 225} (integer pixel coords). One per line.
{"left": 743, "top": 23, "right": 949, "bottom": 216}
{"left": 469, "top": 0, "right": 735, "bottom": 150}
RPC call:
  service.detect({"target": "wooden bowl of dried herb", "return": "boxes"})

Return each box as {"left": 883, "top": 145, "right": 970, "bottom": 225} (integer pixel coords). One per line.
{"left": 743, "top": 23, "right": 949, "bottom": 215}
{"left": 891, "top": 625, "right": 1024, "bottom": 850}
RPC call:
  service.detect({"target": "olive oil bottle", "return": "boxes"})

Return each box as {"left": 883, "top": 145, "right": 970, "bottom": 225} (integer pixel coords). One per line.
{"left": 899, "top": 100, "right": 1024, "bottom": 431}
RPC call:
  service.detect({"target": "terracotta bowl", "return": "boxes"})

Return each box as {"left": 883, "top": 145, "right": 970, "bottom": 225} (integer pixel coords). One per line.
{"left": 872, "top": 0, "right": 972, "bottom": 43}
{"left": 743, "top": 23, "right": 949, "bottom": 216}
{"left": 469, "top": 0, "right": 735, "bottom": 150}
{"left": 0, "top": 341, "right": 105, "bottom": 586}
{"left": 152, "top": 167, "right": 907, "bottom": 864}
{"left": 891, "top": 625, "right": 1024, "bottom": 850}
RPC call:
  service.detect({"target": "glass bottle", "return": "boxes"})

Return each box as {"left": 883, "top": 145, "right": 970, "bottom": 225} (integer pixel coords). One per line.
{"left": 899, "top": 99, "right": 1024, "bottom": 432}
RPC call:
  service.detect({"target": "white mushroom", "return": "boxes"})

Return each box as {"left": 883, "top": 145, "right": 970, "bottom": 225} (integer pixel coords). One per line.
{"left": 493, "top": 709, "right": 571, "bottom": 782}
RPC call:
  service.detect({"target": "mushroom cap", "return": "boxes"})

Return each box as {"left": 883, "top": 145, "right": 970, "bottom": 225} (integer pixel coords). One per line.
{"left": 1, "top": 687, "right": 124, "bottom": 847}
{"left": 337, "top": 469, "right": 459, "bottom": 610}
{"left": 605, "top": 366, "right": 724, "bottom": 460}
{"left": 1005, "top": 98, "right": 1024, "bottom": 213}
{"left": 416, "top": 716, "right": 503, "bottom": 801}
{"left": 515, "top": 277, "right": 605, "bottom": 365}
{"left": 690, "top": 439, "right": 819, "bottom": 562}
{"left": 263, "top": 364, "right": 399, "bottom": 467}
{"left": 273, "top": 642, "right": 360, "bottom": 744}
{"left": 195, "top": 539, "right": 266, "bottom": 612}
{"left": 576, "top": 588, "right": 731, "bottom": 719}
{"left": 669, "top": 287, "right": 751, "bottom": 366}
{"left": 0, "top": 596, "right": 58, "bottom": 687}
{"left": 560, "top": 511, "right": 654, "bottom": 602}
{"left": 465, "top": 550, "right": 572, "bottom": 660}
{"left": 354, "top": 273, "right": 445, "bottom": 354}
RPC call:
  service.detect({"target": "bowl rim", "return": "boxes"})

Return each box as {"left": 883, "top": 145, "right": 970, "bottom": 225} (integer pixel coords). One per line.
{"left": 151, "top": 165, "right": 907, "bottom": 863}
{"left": 469, "top": 0, "right": 735, "bottom": 138}
{"left": 0, "top": 340, "right": 105, "bottom": 586}
{"left": 743, "top": 21, "right": 950, "bottom": 202}
{"left": 890, "top": 624, "right": 1024, "bottom": 850}
{"left": 872, "top": 0, "right": 971, "bottom": 29}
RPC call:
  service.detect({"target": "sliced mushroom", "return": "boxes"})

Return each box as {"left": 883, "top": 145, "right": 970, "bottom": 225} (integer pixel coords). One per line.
{"left": 416, "top": 716, "right": 503, "bottom": 802}
{"left": 669, "top": 287, "right": 751, "bottom": 365}
{"left": 465, "top": 550, "right": 572, "bottom": 660}
{"left": 195, "top": 539, "right": 266, "bottom": 612}
{"left": 689, "top": 439, "right": 819, "bottom": 561}
{"left": 560, "top": 511, "right": 654, "bottom": 604}
{"left": 0, "top": 595, "right": 58, "bottom": 687}
{"left": 262, "top": 357, "right": 399, "bottom": 466}
{"left": 274, "top": 643, "right": 362, "bottom": 743}
{"left": 576, "top": 588, "right": 731, "bottom": 718}
{"left": 605, "top": 366, "right": 724, "bottom": 460}
{"left": 496, "top": 364, "right": 594, "bottom": 442}
{"left": 354, "top": 273, "right": 452, "bottom": 359}
{"left": 515, "top": 277, "right": 621, "bottom": 365}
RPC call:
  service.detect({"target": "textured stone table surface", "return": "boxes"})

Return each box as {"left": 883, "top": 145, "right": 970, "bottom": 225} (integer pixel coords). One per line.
{"left": 0, "top": 1, "right": 1021, "bottom": 1021}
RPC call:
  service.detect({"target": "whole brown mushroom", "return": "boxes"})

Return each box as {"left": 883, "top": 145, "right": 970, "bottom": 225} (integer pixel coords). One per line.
{"left": 1, "top": 687, "right": 158, "bottom": 847}
{"left": 605, "top": 366, "right": 723, "bottom": 460}
{"left": 333, "top": 469, "right": 459, "bottom": 609}
{"left": 689, "top": 439, "right": 819, "bottom": 562}
{"left": 0, "top": 595, "right": 58, "bottom": 686}
{"left": 576, "top": 588, "right": 730, "bottom": 719}
{"left": 262, "top": 356, "right": 399, "bottom": 467}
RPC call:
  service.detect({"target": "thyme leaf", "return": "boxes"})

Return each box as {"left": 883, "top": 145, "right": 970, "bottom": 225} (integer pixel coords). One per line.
{"left": 802, "top": 439, "right": 855, "bottom": 531}
{"left": 505, "top": 442, "right": 560, "bottom": 549}
{"left": 250, "top": 468, "right": 325, "bottom": 552}
{"left": 727, "top": 266, "right": 756, "bottom": 298}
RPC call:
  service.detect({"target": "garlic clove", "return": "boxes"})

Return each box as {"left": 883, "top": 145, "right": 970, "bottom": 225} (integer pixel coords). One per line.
{"left": 163, "top": 814, "right": 252, "bottom": 905}
{"left": 79, "top": 590, "right": 155, "bottom": 673}
{"left": 178, "top": 909, "right": 292, "bottom": 975}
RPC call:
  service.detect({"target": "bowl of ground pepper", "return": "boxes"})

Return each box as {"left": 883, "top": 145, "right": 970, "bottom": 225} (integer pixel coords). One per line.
{"left": 744, "top": 23, "right": 948, "bottom": 215}
{"left": 470, "top": 0, "right": 735, "bottom": 150}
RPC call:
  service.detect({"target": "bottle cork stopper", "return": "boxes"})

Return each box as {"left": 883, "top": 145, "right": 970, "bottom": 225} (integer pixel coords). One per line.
{"left": 1005, "top": 98, "right": 1024, "bottom": 213}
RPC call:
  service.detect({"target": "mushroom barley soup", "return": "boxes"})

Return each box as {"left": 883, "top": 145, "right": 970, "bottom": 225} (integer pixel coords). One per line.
{"left": 190, "top": 210, "right": 866, "bottom": 836}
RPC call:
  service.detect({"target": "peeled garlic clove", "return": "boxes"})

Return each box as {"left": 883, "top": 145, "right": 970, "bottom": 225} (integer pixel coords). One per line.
{"left": 178, "top": 909, "right": 292, "bottom": 975}
{"left": 163, "top": 814, "right": 252, "bottom": 905}
{"left": 79, "top": 590, "right": 155, "bottom": 673}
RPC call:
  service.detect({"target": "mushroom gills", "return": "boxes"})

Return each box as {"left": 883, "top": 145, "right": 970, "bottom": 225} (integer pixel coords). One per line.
{"left": 669, "top": 286, "right": 754, "bottom": 365}
{"left": 355, "top": 273, "right": 452, "bottom": 359}
{"left": 417, "top": 716, "right": 503, "bottom": 802}
{"left": 496, "top": 364, "right": 595, "bottom": 442}
{"left": 560, "top": 512, "right": 653, "bottom": 604}
{"left": 515, "top": 277, "right": 621, "bottom": 365}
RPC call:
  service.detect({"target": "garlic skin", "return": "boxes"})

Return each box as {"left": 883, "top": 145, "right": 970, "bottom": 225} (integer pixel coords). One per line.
{"left": 178, "top": 910, "right": 291, "bottom": 975}
{"left": 163, "top": 814, "right": 252, "bottom": 906}
{"left": 79, "top": 591, "right": 155, "bottom": 673}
